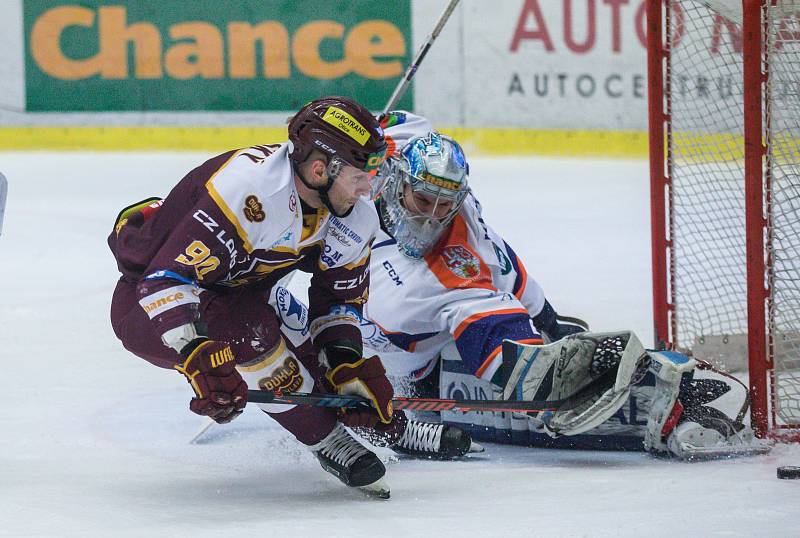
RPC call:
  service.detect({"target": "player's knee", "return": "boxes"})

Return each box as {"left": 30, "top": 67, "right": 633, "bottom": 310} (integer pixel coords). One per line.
{"left": 236, "top": 337, "right": 315, "bottom": 414}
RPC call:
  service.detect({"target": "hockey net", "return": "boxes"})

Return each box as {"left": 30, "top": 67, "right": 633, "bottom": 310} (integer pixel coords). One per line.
{"left": 648, "top": 0, "right": 800, "bottom": 438}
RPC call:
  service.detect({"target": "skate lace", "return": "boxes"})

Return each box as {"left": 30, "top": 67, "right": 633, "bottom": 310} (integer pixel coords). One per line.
{"left": 398, "top": 421, "right": 443, "bottom": 453}
{"left": 318, "top": 425, "right": 370, "bottom": 468}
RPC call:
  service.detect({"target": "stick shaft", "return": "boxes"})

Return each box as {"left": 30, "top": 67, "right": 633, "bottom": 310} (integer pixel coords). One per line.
{"left": 382, "top": 0, "right": 461, "bottom": 113}
{"left": 247, "top": 389, "right": 559, "bottom": 413}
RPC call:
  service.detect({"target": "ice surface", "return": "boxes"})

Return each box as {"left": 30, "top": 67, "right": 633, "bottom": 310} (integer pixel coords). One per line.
{"left": 0, "top": 152, "right": 798, "bottom": 538}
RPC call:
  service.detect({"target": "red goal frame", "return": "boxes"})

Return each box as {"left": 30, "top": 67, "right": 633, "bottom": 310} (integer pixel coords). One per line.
{"left": 646, "top": 0, "right": 799, "bottom": 440}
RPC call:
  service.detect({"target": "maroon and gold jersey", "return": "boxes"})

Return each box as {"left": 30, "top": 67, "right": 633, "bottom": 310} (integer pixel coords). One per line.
{"left": 108, "top": 143, "right": 377, "bottom": 352}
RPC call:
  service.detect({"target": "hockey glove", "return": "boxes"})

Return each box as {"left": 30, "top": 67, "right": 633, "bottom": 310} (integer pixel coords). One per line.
{"left": 533, "top": 299, "right": 589, "bottom": 343}
{"left": 325, "top": 350, "right": 394, "bottom": 428}
{"left": 174, "top": 339, "right": 248, "bottom": 424}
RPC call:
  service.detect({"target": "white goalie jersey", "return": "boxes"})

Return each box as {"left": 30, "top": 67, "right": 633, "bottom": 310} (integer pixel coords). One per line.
{"left": 361, "top": 112, "right": 547, "bottom": 382}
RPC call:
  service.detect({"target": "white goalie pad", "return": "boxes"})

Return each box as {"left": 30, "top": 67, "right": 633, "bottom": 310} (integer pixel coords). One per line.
{"left": 503, "top": 331, "right": 649, "bottom": 437}
{"left": 644, "top": 351, "right": 772, "bottom": 459}
{"left": 643, "top": 351, "right": 697, "bottom": 454}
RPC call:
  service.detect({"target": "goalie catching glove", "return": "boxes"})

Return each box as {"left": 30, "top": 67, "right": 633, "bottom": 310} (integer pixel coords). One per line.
{"left": 174, "top": 338, "right": 248, "bottom": 424}
{"left": 503, "top": 331, "right": 650, "bottom": 437}
{"left": 323, "top": 341, "right": 394, "bottom": 428}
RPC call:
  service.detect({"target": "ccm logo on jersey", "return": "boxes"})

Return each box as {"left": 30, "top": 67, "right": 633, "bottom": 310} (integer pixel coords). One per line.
{"left": 333, "top": 270, "right": 368, "bottom": 290}
{"left": 139, "top": 285, "right": 200, "bottom": 319}
{"left": 382, "top": 261, "right": 403, "bottom": 286}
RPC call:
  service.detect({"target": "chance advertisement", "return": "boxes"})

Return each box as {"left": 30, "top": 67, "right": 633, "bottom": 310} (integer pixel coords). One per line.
{"left": 23, "top": 0, "right": 412, "bottom": 112}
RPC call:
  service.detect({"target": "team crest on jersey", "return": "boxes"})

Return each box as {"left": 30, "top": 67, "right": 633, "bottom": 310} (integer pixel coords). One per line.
{"left": 258, "top": 356, "right": 304, "bottom": 393}
{"left": 441, "top": 245, "right": 481, "bottom": 279}
{"left": 243, "top": 195, "right": 265, "bottom": 222}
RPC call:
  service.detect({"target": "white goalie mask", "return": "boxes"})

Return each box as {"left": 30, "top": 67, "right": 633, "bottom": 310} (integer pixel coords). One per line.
{"left": 379, "top": 132, "right": 470, "bottom": 258}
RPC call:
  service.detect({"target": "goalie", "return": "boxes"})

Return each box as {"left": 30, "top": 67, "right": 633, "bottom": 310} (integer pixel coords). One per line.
{"left": 352, "top": 111, "right": 767, "bottom": 460}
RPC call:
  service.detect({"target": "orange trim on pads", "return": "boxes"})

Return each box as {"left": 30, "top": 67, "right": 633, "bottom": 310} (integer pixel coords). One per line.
{"left": 513, "top": 254, "right": 529, "bottom": 300}
{"left": 425, "top": 215, "right": 495, "bottom": 292}
{"left": 475, "top": 338, "right": 544, "bottom": 379}
{"left": 453, "top": 308, "right": 530, "bottom": 340}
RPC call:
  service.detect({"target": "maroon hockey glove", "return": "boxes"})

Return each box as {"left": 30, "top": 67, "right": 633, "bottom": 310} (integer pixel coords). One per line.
{"left": 174, "top": 339, "right": 248, "bottom": 424}
{"left": 326, "top": 355, "right": 394, "bottom": 427}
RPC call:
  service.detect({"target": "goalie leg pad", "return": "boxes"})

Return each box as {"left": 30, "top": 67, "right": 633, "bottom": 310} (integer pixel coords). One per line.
{"left": 643, "top": 351, "right": 697, "bottom": 454}
{"left": 644, "top": 352, "right": 772, "bottom": 459}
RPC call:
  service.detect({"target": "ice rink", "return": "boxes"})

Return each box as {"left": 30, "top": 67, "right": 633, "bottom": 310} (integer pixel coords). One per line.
{"left": 1, "top": 152, "right": 798, "bottom": 537}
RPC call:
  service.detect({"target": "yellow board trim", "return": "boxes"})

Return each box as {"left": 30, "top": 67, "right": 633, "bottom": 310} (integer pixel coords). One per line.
{"left": 440, "top": 128, "right": 649, "bottom": 158}
{"left": 9, "top": 126, "right": 800, "bottom": 162}
{"left": 0, "top": 126, "right": 648, "bottom": 157}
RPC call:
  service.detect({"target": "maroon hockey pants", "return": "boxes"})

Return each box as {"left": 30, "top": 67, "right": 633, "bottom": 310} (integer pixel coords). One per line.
{"left": 110, "top": 278, "right": 336, "bottom": 445}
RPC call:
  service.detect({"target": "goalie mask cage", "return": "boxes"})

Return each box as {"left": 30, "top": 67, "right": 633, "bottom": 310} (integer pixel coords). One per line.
{"left": 648, "top": 0, "right": 800, "bottom": 440}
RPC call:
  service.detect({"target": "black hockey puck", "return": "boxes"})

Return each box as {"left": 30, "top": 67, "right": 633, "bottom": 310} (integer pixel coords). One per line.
{"left": 777, "top": 466, "right": 800, "bottom": 479}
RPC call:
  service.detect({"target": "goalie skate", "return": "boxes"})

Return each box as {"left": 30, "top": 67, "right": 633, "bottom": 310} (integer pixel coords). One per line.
{"left": 667, "top": 421, "right": 772, "bottom": 460}
{"left": 391, "top": 420, "right": 481, "bottom": 460}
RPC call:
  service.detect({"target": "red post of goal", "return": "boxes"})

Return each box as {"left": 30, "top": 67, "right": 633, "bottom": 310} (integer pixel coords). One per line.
{"left": 647, "top": 0, "right": 672, "bottom": 352}
{"left": 742, "top": 0, "right": 769, "bottom": 439}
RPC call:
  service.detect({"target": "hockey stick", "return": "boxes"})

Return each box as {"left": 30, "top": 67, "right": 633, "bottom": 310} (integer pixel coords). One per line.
{"left": 382, "top": 0, "right": 461, "bottom": 113}
{"left": 0, "top": 172, "right": 7, "bottom": 237}
{"left": 247, "top": 389, "right": 562, "bottom": 413}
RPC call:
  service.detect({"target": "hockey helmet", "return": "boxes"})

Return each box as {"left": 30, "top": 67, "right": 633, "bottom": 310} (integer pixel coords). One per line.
{"left": 288, "top": 96, "right": 387, "bottom": 174}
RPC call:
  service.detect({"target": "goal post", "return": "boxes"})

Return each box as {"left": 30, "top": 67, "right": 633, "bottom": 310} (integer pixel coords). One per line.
{"left": 647, "top": 0, "right": 800, "bottom": 439}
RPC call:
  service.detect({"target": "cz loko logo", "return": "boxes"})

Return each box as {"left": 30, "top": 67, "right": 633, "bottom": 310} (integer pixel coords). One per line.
{"left": 24, "top": 1, "right": 412, "bottom": 111}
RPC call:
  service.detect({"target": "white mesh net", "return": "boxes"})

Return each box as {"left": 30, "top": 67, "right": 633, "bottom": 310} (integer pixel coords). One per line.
{"left": 765, "top": 1, "right": 800, "bottom": 428}
{"left": 665, "top": 0, "right": 800, "bottom": 430}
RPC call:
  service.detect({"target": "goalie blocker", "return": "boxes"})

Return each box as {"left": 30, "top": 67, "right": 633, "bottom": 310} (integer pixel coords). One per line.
{"left": 439, "top": 331, "right": 770, "bottom": 459}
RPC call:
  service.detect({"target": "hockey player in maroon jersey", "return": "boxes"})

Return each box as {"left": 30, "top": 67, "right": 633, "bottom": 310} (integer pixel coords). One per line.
{"left": 108, "top": 96, "right": 399, "bottom": 496}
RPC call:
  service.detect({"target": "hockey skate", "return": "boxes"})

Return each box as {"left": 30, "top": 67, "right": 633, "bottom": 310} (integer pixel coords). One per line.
{"left": 311, "top": 423, "right": 390, "bottom": 499}
{"left": 391, "top": 420, "right": 482, "bottom": 460}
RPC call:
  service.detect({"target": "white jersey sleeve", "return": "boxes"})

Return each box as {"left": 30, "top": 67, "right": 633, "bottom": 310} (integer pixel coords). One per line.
{"left": 379, "top": 111, "right": 434, "bottom": 157}
{"left": 461, "top": 193, "right": 547, "bottom": 318}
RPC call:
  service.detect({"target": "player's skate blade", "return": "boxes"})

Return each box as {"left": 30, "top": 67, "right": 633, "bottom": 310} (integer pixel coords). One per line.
{"left": 469, "top": 440, "right": 485, "bottom": 453}
{"left": 311, "top": 423, "right": 389, "bottom": 492}
{"left": 358, "top": 477, "right": 391, "bottom": 499}
{"left": 392, "top": 421, "right": 473, "bottom": 460}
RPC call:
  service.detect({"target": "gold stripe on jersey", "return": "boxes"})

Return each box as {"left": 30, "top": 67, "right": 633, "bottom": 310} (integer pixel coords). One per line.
{"left": 254, "top": 260, "right": 300, "bottom": 274}
{"left": 205, "top": 150, "right": 255, "bottom": 253}
{"left": 237, "top": 338, "right": 285, "bottom": 372}
{"left": 343, "top": 249, "right": 371, "bottom": 270}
